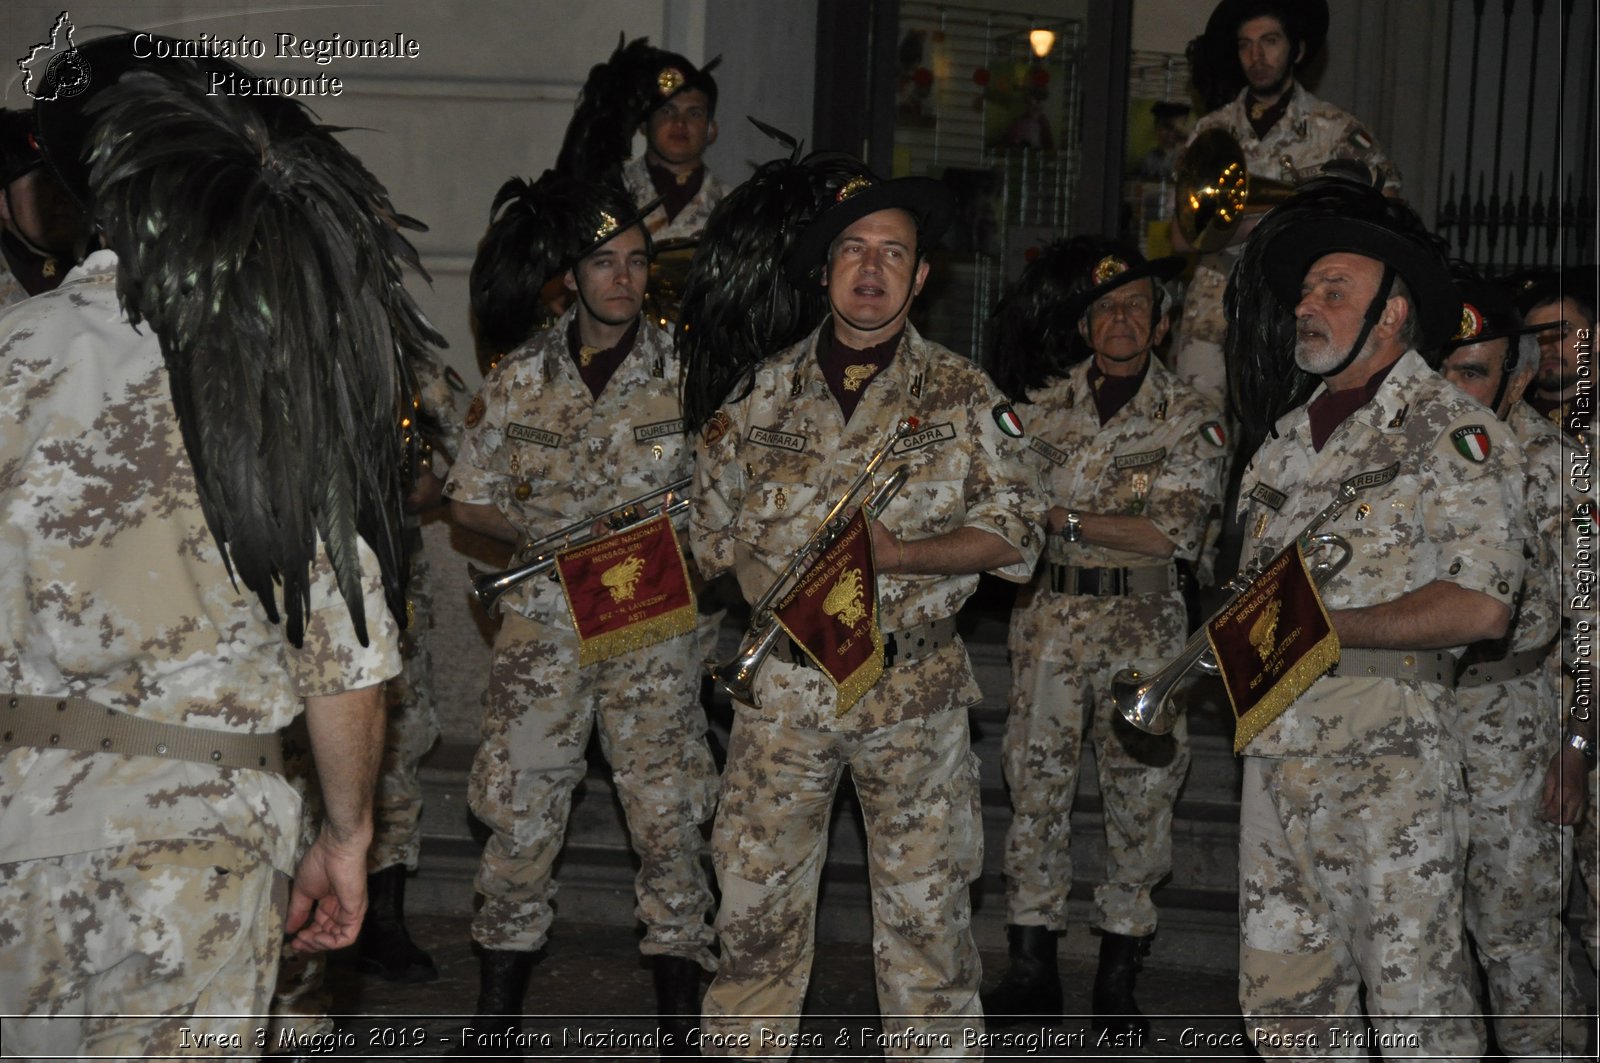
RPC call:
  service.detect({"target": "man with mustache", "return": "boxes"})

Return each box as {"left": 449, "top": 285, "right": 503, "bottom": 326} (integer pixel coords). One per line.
{"left": 1228, "top": 174, "right": 1525, "bottom": 1058}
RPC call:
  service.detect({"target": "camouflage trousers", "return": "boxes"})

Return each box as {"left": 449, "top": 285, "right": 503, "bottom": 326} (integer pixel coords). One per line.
{"left": 1456, "top": 673, "right": 1585, "bottom": 1059}
{"left": 0, "top": 839, "right": 286, "bottom": 1059}
{"left": 1001, "top": 594, "right": 1189, "bottom": 936}
{"left": 1584, "top": 768, "right": 1600, "bottom": 970}
{"left": 371, "top": 547, "right": 443, "bottom": 872}
{"left": 469, "top": 611, "right": 717, "bottom": 965}
{"left": 702, "top": 706, "right": 985, "bottom": 1060}
{"left": 1239, "top": 753, "right": 1485, "bottom": 1060}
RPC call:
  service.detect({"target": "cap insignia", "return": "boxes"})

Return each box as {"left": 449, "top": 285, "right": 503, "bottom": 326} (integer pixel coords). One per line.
{"left": 1456, "top": 303, "right": 1484, "bottom": 341}
{"left": 594, "top": 211, "right": 619, "bottom": 241}
{"left": 836, "top": 175, "right": 874, "bottom": 203}
{"left": 657, "top": 67, "right": 685, "bottom": 95}
{"left": 1093, "top": 255, "right": 1128, "bottom": 285}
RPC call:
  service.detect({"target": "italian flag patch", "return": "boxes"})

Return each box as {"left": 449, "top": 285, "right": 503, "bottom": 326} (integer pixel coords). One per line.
{"left": 1201, "top": 421, "right": 1227, "bottom": 447}
{"left": 1451, "top": 425, "right": 1491, "bottom": 462}
{"left": 993, "top": 402, "right": 1025, "bottom": 438}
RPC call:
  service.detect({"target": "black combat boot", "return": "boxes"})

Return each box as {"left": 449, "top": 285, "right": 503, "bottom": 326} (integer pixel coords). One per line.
{"left": 1091, "top": 932, "right": 1153, "bottom": 1047}
{"left": 979, "top": 925, "right": 1063, "bottom": 1026}
{"left": 454, "top": 948, "right": 538, "bottom": 1059}
{"left": 653, "top": 955, "right": 704, "bottom": 1057}
{"left": 354, "top": 864, "right": 439, "bottom": 983}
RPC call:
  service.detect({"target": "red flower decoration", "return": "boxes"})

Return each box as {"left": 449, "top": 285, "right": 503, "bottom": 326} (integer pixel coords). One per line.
{"left": 973, "top": 67, "right": 990, "bottom": 86}
{"left": 914, "top": 67, "right": 934, "bottom": 88}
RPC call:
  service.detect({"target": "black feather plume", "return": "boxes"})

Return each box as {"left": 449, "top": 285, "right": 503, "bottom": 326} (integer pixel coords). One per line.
{"left": 86, "top": 68, "right": 443, "bottom": 647}
{"left": 983, "top": 237, "right": 1100, "bottom": 402}
{"left": 554, "top": 35, "right": 657, "bottom": 188}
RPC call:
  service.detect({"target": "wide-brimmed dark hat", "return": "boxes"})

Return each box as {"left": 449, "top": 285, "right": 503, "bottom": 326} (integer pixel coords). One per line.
{"left": 1508, "top": 264, "right": 1598, "bottom": 317}
{"left": 1441, "top": 270, "right": 1561, "bottom": 353}
{"left": 32, "top": 33, "right": 251, "bottom": 208}
{"left": 782, "top": 170, "right": 956, "bottom": 286}
{"left": 1204, "top": 0, "right": 1329, "bottom": 71}
{"left": 1257, "top": 177, "right": 1460, "bottom": 350}
{"left": 1060, "top": 241, "right": 1184, "bottom": 322}
{"left": 639, "top": 48, "right": 720, "bottom": 119}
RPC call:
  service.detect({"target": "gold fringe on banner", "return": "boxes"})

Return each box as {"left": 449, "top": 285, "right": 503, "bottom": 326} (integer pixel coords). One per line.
{"left": 830, "top": 622, "right": 885, "bottom": 717}
{"left": 575, "top": 603, "right": 697, "bottom": 667}
{"left": 1231, "top": 635, "right": 1341, "bottom": 753}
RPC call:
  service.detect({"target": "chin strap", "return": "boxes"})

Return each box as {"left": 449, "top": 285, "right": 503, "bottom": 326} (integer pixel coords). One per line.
{"left": 1320, "top": 264, "right": 1395, "bottom": 379}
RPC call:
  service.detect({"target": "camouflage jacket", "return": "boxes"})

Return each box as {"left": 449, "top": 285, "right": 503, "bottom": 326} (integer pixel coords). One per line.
{"left": 1023, "top": 356, "right": 1229, "bottom": 569}
{"left": 692, "top": 320, "right": 1046, "bottom": 731}
{"left": 1236, "top": 350, "right": 1528, "bottom": 757}
{"left": 1017, "top": 357, "right": 1228, "bottom": 653}
{"left": 623, "top": 155, "right": 730, "bottom": 245}
{"left": 446, "top": 308, "right": 692, "bottom": 624}
{"left": 0, "top": 251, "right": 401, "bottom": 872}
{"left": 1491, "top": 401, "right": 1582, "bottom": 658}
{"left": 412, "top": 346, "right": 468, "bottom": 467}
{"left": 1188, "top": 84, "right": 1402, "bottom": 192}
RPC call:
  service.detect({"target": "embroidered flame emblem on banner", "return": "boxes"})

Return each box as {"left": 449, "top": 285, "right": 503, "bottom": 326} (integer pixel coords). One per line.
{"left": 556, "top": 514, "right": 696, "bottom": 665}
{"left": 774, "top": 508, "right": 885, "bottom": 714}
{"left": 1206, "top": 541, "right": 1341, "bottom": 753}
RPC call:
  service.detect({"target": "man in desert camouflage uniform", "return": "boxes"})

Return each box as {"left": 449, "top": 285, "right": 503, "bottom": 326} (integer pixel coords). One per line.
{"left": 0, "top": 38, "right": 423, "bottom": 1059}
{"left": 1173, "top": 0, "right": 1400, "bottom": 414}
{"left": 268, "top": 347, "right": 467, "bottom": 1040}
{"left": 691, "top": 169, "right": 1044, "bottom": 1056}
{"left": 1437, "top": 272, "right": 1587, "bottom": 1059}
{"left": 979, "top": 241, "right": 1228, "bottom": 1041}
{"left": 446, "top": 176, "right": 716, "bottom": 1048}
{"left": 1230, "top": 177, "right": 1521, "bottom": 1058}
{"left": 620, "top": 48, "right": 729, "bottom": 246}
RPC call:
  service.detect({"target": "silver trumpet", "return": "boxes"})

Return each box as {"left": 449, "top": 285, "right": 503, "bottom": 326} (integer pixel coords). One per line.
{"left": 467, "top": 477, "right": 691, "bottom": 613}
{"left": 711, "top": 416, "right": 921, "bottom": 707}
{"left": 1111, "top": 484, "right": 1360, "bottom": 735}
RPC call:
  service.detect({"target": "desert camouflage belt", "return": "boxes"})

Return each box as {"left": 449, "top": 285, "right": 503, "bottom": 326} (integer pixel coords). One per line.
{"left": 780, "top": 616, "right": 959, "bottom": 670}
{"left": 1324, "top": 649, "right": 1457, "bottom": 688}
{"left": 1049, "top": 562, "right": 1177, "bottom": 597}
{"left": 1456, "top": 646, "right": 1549, "bottom": 688}
{"left": 1, "top": 694, "right": 284, "bottom": 774}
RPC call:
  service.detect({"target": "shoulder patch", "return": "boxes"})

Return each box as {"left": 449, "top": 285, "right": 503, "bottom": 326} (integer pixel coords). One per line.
{"left": 1200, "top": 421, "right": 1227, "bottom": 448}
{"left": 1348, "top": 127, "right": 1374, "bottom": 151}
{"left": 993, "top": 401, "right": 1025, "bottom": 438}
{"left": 702, "top": 410, "right": 731, "bottom": 449}
{"left": 1450, "top": 425, "right": 1492, "bottom": 463}
{"left": 464, "top": 394, "right": 485, "bottom": 429}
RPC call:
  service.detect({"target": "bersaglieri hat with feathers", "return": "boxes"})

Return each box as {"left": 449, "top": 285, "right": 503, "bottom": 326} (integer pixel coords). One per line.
{"left": 782, "top": 169, "right": 957, "bottom": 287}
{"left": 1224, "top": 166, "right": 1457, "bottom": 437}
{"left": 34, "top": 33, "right": 444, "bottom": 647}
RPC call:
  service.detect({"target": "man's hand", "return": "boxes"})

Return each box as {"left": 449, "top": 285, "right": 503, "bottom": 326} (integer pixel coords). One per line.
{"left": 1539, "top": 746, "right": 1589, "bottom": 825}
{"left": 405, "top": 466, "right": 447, "bottom": 514}
{"left": 284, "top": 823, "right": 373, "bottom": 952}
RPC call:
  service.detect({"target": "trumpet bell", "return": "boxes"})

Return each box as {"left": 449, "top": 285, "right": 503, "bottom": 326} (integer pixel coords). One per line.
{"left": 1175, "top": 129, "right": 1296, "bottom": 253}
{"left": 1111, "top": 665, "right": 1181, "bottom": 736}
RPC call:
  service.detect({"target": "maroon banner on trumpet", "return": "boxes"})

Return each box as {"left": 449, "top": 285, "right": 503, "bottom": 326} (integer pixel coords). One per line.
{"left": 773, "top": 507, "right": 885, "bottom": 715}
{"left": 555, "top": 514, "right": 696, "bottom": 665}
{"left": 1205, "top": 541, "right": 1341, "bottom": 753}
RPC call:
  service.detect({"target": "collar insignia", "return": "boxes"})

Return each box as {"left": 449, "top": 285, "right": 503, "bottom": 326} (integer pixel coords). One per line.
{"left": 842, "top": 364, "right": 877, "bottom": 392}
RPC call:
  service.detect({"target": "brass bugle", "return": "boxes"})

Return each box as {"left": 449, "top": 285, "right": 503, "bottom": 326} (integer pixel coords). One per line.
{"left": 467, "top": 477, "right": 691, "bottom": 612}
{"left": 713, "top": 463, "right": 911, "bottom": 707}
{"left": 1175, "top": 129, "right": 1297, "bottom": 253}
{"left": 710, "top": 415, "right": 921, "bottom": 706}
{"left": 1112, "top": 483, "right": 1360, "bottom": 735}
